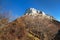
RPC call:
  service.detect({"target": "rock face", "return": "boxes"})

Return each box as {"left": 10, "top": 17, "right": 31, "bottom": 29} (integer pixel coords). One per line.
{"left": 0, "top": 8, "right": 60, "bottom": 40}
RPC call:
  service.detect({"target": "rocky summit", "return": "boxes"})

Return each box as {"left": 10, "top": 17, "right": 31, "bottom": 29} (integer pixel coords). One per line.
{"left": 0, "top": 8, "right": 60, "bottom": 40}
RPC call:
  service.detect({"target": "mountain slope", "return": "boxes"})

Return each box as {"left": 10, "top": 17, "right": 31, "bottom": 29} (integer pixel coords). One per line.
{"left": 0, "top": 8, "right": 60, "bottom": 40}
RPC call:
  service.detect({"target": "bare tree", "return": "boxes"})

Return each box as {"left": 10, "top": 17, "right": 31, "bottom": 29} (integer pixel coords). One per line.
{"left": 0, "top": 7, "right": 12, "bottom": 26}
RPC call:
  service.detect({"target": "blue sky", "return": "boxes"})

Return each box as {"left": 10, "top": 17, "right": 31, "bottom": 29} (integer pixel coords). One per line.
{"left": 0, "top": 0, "right": 60, "bottom": 21}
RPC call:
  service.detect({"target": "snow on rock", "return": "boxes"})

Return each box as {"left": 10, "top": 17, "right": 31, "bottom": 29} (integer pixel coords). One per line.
{"left": 25, "top": 8, "right": 54, "bottom": 20}
{"left": 25, "top": 8, "right": 46, "bottom": 16}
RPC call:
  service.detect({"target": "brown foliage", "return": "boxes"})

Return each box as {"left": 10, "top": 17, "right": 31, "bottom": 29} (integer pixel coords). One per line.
{"left": 0, "top": 15, "right": 60, "bottom": 40}
{"left": 0, "top": 17, "right": 26, "bottom": 40}
{"left": 0, "top": 10, "right": 12, "bottom": 26}
{"left": 22, "top": 15, "right": 59, "bottom": 40}
{"left": 0, "top": 18, "right": 8, "bottom": 26}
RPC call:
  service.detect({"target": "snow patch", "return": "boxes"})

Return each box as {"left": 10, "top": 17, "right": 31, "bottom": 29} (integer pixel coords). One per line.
{"left": 24, "top": 8, "right": 54, "bottom": 20}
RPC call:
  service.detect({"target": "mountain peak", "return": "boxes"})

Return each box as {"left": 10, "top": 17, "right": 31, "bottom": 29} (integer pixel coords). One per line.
{"left": 24, "top": 8, "right": 54, "bottom": 20}
{"left": 25, "top": 8, "right": 46, "bottom": 16}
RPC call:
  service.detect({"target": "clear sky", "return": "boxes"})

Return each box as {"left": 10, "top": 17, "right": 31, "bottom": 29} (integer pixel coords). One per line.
{"left": 0, "top": 0, "right": 60, "bottom": 21}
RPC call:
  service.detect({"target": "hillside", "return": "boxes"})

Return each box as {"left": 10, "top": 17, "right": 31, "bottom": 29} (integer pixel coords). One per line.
{"left": 0, "top": 8, "right": 60, "bottom": 40}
